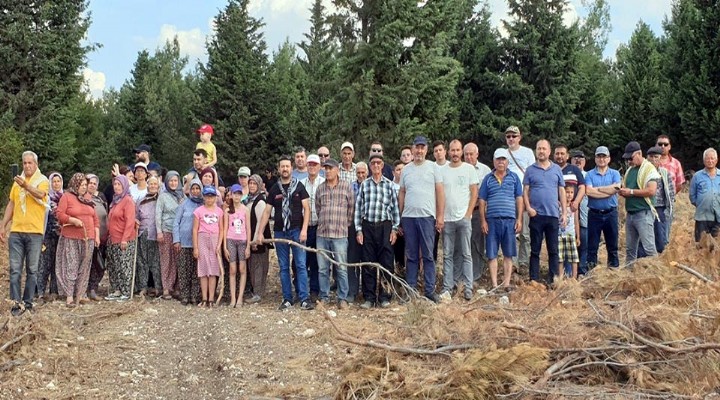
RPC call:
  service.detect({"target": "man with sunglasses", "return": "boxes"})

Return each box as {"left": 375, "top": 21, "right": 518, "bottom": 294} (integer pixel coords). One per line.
{"left": 584, "top": 146, "right": 622, "bottom": 270}
{"left": 368, "top": 141, "right": 394, "bottom": 180}
{"left": 317, "top": 146, "right": 330, "bottom": 178}
{"left": 504, "top": 126, "right": 535, "bottom": 274}
{"left": 656, "top": 135, "right": 682, "bottom": 243}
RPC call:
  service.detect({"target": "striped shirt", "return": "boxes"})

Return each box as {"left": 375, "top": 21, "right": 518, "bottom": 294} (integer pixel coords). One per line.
{"left": 300, "top": 175, "right": 325, "bottom": 226}
{"left": 354, "top": 175, "right": 400, "bottom": 233}
{"left": 480, "top": 170, "right": 523, "bottom": 218}
{"left": 340, "top": 162, "right": 357, "bottom": 184}
{"left": 315, "top": 180, "right": 354, "bottom": 238}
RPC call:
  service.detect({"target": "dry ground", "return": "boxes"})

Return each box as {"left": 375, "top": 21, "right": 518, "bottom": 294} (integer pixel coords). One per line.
{"left": 1, "top": 193, "right": 719, "bottom": 399}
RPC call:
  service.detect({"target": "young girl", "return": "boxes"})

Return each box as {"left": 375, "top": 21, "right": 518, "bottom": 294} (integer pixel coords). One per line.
{"left": 559, "top": 177, "right": 581, "bottom": 279}
{"left": 193, "top": 185, "right": 224, "bottom": 307}
{"left": 223, "top": 184, "right": 251, "bottom": 307}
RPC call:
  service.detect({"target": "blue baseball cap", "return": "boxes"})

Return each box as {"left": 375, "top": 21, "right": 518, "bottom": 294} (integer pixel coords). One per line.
{"left": 230, "top": 184, "right": 243, "bottom": 193}
{"left": 202, "top": 185, "right": 218, "bottom": 196}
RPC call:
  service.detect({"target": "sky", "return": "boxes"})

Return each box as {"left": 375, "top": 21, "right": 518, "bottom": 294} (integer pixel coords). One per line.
{"left": 82, "top": 0, "right": 674, "bottom": 99}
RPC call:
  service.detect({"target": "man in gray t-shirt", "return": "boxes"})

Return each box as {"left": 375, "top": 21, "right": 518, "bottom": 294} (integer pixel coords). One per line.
{"left": 399, "top": 136, "right": 445, "bottom": 303}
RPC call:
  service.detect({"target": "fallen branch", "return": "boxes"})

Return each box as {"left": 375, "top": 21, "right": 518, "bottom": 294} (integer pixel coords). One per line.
{"left": 670, "top": 261, "right": 713, "bottom": 283}
{"left": 0, "top": 331, "right": 35, "bottom": 352}
{"left": 0, "top": 359, "right": 27, "bottom": 372}
{"left": 323, "top": 311, "right": 478, "bottom": 356}
{"left": 263, "top": 238, "right": 420, "bottom": 300}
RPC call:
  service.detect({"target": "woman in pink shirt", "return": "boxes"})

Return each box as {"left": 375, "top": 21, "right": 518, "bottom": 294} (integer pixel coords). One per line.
{"left": 105, "top": 175, "right": 137, "bottom": 302}
{"left": 55, "top": 173, "right": 99, "bottom": 307}
{"left": 223, "top": 184, "right": 250, "bottom": 307}
{"left": 192, "top": 185, "right": 224, "bottom": 307}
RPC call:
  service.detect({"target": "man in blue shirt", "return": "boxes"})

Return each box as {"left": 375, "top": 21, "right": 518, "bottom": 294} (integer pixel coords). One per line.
{"left": 585, "top": 146, "right": 622, "bottom": 269}
{"left": 523, "top": 139, "right": 566, "bottom": 284}
{"left": 689, "top": 148, "right": 720, "bottom": 242}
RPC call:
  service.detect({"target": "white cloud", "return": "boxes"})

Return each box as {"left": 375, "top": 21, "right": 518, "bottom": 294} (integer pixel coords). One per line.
{"left": 249, "top": 0, "right": 337, "bottom": 19}
{"left": 82, "top": 67, "right": 106, "bottom": 99}
{"left": 157, "top": 24, "right": 207, "bottom": 60}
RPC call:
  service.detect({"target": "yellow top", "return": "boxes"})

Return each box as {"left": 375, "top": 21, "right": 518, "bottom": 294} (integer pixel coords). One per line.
{"left": 9, "top": 177, "right": 49, "bottom": 234}
{"left": 196, "top": 141, "right": 217, "bottom": 164}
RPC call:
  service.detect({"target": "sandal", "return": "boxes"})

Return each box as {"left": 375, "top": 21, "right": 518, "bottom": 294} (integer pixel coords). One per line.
{"left": 162, "top": 294, "right": 173, "bottom": 300}
{"left": 198, "top": 300, "right": 207, "bottom": 308}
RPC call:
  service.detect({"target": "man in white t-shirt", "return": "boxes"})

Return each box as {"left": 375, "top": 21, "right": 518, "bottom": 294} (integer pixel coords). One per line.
{"left": 439, "top": 140, "right": 479, "bottom": 301}
{"left": 504, "top": 126, "right": 535, "bottom": 272}
{"left": 399, "top": 136, "right": 445, "bottom": 303}
{"left": 463, "top": 142, "right": 491, "bottom": 281}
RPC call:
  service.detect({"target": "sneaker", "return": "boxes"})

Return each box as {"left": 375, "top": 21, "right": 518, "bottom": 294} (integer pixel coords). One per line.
{"left": 380, "top": 300, "right": 391, "bottom": 308}
{"left": 360, "top": 301, "right": 373, "bottom": 309}
{"left": 300, "top": 300, "right": 315, "bottom": 310}
{"left": 104, "top": 292, "right": 120, "bottom": 301}
{"left": 246, "top": 295, "right": 261, "bottom": 304}
{"left": 438, "top": 290, "right": 452, "bottom": 303}
{"left": 337, "top": 300, "right": 349, "bottom": 310}
{"left": 278, "top": 299, "right": 293, "bottom": 311}
{"left": 116, "top": 295, "right": 130, "bottom": 302}
{"left": 425, "top": 293, "right": 440, "bottom": 304}
{"left": 10, "top": 304, "right": 24, "bottom": 317}
{"left": 464, "top": 291, "right": 473, "bottom": 301}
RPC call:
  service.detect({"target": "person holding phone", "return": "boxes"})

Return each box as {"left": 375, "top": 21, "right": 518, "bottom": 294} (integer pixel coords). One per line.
{"left": 584, "top": 146, "right": 622, "bottom": 270}
{"left": 1, "top": 151, "right": 49, "bottom": 316}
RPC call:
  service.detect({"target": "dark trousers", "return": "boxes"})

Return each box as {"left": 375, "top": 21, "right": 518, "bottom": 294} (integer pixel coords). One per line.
{"left": 529, "top": 215, "right": 559, "bottom": 283}
{"left": 575, "top": 226, "right": 588, "bottom": 275}
{"left": 361, "top": 221, "right": 395, "bottom": 303}
{"left": 292, "top": 225, "right": 319, "bottom": 296}
{"left": 587, "top": 208, "right": 619, "bottom": 268}
{"left": 347, "top": 224, "right": 362, "bottom": 300}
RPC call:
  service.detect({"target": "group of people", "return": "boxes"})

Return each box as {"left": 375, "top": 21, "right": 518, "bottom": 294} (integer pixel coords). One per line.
{"left": 4, "top": 123, "right": 719, "bottom": 315}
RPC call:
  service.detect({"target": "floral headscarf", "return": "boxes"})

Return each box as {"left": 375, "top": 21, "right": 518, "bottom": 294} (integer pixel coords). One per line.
{"left": 111, "top": 175, "right": 131, "bottom": 208}
{"left": 245, "top": 174, "right": 265, "bottom": 205}
{"left": 68, "top": 172, "right": 95, "bottom": 207}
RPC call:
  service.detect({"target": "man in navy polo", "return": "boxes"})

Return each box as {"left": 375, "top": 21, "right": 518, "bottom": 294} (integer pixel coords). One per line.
{"left": 585, "top": 146, "right": 622, "bottom": 269}
{"left": 479, "top": 149, "right": 523, "bottom": 289}
{"left": 523, "top": 139, "right": 566, "bottom": 284}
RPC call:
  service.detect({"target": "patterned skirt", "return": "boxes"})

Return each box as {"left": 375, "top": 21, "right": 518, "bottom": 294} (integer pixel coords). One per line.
{"left": 197, "top": 233, "right": 220, "bottom": 277}
{"left": 55, "top": 236, "right": 94, "bottom": 298}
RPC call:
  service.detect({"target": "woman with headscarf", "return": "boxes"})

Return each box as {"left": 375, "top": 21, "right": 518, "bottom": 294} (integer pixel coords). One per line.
{"left": 135, "top": 176, "right": 162, "bottom": 297}
{"left": 156, "top": 171, "right": 184, "bottom": 299}
{"left": 173, "top": 178, "right": 203, "bottom": 305}
{"left": 38, "top": 172, "right": 63, "bottom": 302}
{"left": 55, "top": 173, "right": 99, "bottom": 307}
{"left": 245, "top": 174, "right": 272, "bottom": 303}
{"left": 105, "top": 175, "right": 137, "bottom": 302}
{"left": 86, "top": 174, "right": 108, "bottom": 301}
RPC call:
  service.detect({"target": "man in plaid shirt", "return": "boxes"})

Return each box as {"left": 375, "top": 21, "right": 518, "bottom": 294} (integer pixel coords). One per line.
{"left": 315, "top": 158, "right": 355, "bottom": 309}
{"left": 354, "top": 153, "right": 400, "bottom": 308}
{"left": 656, "top": 135, "right": 682, "bottom": 244}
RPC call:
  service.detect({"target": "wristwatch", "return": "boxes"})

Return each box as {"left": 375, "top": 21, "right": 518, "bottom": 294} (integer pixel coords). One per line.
{"left": 630, "top": 189, "right": 634, "bottom": 196}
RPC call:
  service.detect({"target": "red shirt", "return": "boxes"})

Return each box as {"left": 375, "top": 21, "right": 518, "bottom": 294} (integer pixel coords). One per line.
{"left": 56, "top": 193, "right": 99, "bottom": 240}
{"left": 108, "top": 196, "right": 137, "bottom": 243}
{"left": 660, "top": 155, "right": 684, "bottom": 193}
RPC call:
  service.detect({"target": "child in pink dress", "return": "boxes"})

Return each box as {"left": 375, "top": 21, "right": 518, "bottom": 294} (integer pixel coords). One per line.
{"left": 192, "top": 186, "right": 224, "bottom": 307}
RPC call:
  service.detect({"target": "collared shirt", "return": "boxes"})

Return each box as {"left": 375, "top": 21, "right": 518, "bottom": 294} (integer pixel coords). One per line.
{"left": 660, "top": 154, "right": 684, "bottom": 193}
{"left": 480, "top": 170, "right": 522, "bottom": 218}
{"left": 523, "top": 162, "right": 565, "bottom": 219}
{"left": 470, "top": 161, "right": 492, "bottom": 196}
{"left": 8, "top": 178, "right": 49, "bottom": 234}
{"left": 339, "top": 162, "right": 357, "bottom": 184}
{"left": 689, "top": 168, "right": 720, "bottom": 222}
{"left": 315, "top": 180, "right": 354, "bottom": 238}
{"left": 354, "top": 176, "right": 400, "bottom": 232}
{"left": 585, "top": 167, "right": 622, "bottom": 210}
{"left": 300, "top": 175, "right": 325, "bottom": 226}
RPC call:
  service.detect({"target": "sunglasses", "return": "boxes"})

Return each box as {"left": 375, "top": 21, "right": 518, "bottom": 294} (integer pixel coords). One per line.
{"left": 318, "top": 153, "right": 330, "bottom": 158}
{"left": 370, "top": 149, "right": 383, "bottom": 153}
{"left": 505, "top": 135, "right": 519, "bottom": 139}
{"left": 657, "top": 142, "right": 670, "bottom": 147}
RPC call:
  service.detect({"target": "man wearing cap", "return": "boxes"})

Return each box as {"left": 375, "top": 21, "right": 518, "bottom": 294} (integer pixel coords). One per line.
{"left": 689, "top": 148, "right": 720, "bottom": 242}
{"left": 399, "top": 135, "right": 445, "bottom": 303}
{"left": 292, "top": 146, "right": 309, "bottom": 180}
{"left": 130, "top": 162, "right": 149, "bottom": 203}
{"left": 134, "top": 144, "right": 161, "bottom": 172}
{"left": 237, "top": 166, "right": 251, "bottom": 202}
{"left": 619, "top": 141, "right": 660, "bottom": 267}
{"left": 315, "top": 158, "right": 354, "bottom": 308}
{"left": 523, "top": 139, "right": 566, "bottom": 284}
{"left": 298, "top": 155, "right": 325, "bottom": 300}
{"left": 255, "top": 156, "right": 314, "bottom": 311}
{"left": 438, "top": 140, "right": 479, "bottom": 301}
{"left": 656, "top": 135, "right": 683, "bottom": 243}
{"left": 585, "top": 146, "right": 622, "bottom": 270}
{"left": 339, "top": 142, "right": 357, "bottom": 184}
{"left": 504, "top": 126, "right": 535, "bottom": 272}
{"left": 369, "top": 141, "right": 394, "bottom": 180}
{"left": 355, "top": 153, "right": 400, "bottom": 308}
{"left": 639, "top": 146, "right": 675, "bottom": 256}
{"left": 480, "top": 149, "right": 523, "bottom": 289}
{"left": 570, "top": 150, "right": 589, "bottom": 274}
{"left": 195, "top": 124, "right": 218, "bottom": 168}
{"left": 462, "top": 142, "right": 491, "bottom": 281}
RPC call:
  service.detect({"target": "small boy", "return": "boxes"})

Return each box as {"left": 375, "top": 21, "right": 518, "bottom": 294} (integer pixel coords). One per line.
{"left": 559, "top": 175, "right": 580, "bottom": 279}
{"left": 196, "top": 124, "right": 218, "bottom": 168}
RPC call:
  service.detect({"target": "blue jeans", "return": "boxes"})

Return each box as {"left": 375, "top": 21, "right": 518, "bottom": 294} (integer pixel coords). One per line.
{"left": 587, "top": 208, "right": 619, "bottom": 268}
{"left": 442, "top": 218, "right": 472, "bottom": 294}
{"left": 402, "top": 216, "right": 437, "bottom": 297}
{"left": 625, "top": 209, "right": 656, "bottom": 267}
{"left": 638, "top": 207, "right": 666, "bottom": 257}
{"left": 274, "top": 229, "right": 309, "bottom": 303}
{"left": 8, "top": 232, "right": 43, "bottom": 307}
{"left": 529, "top": 215, "right": 560, "bottom": 283}
{"left": 317, "top": 236, "right": 349, "bottom": 301}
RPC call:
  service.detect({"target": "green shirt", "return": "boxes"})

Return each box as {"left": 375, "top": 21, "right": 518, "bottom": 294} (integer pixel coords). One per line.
{"left": 624, "top": 167, "right": 653, "bottom": 213}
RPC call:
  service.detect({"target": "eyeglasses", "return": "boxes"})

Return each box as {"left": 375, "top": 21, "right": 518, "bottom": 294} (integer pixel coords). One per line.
{"left": 505, "top": 135, "right": 519, "bottom": 139}
{"left": 370, "top": 148, "right": 383, "bottom": 153}
{"left": 657, "top": 142, "right": 670, "bottom": 147}
{"left": 318, "top": 153, "right": 330, "bottom": 158}
{"left": 370, "top": 161, "right": 383, "bottom": 165}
